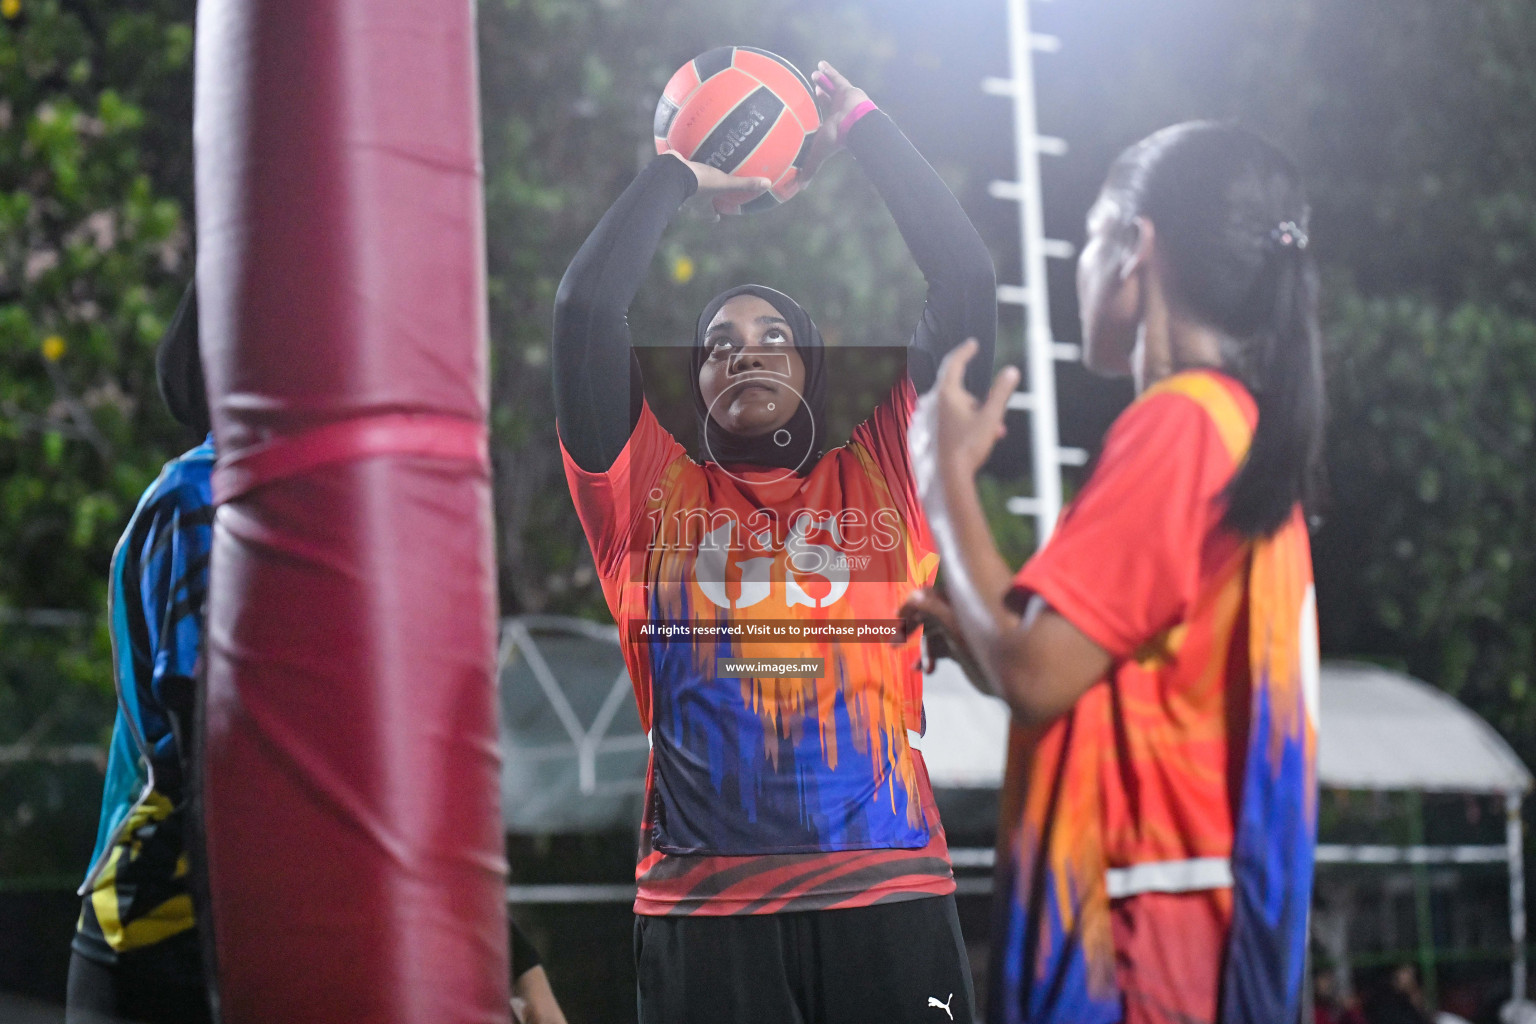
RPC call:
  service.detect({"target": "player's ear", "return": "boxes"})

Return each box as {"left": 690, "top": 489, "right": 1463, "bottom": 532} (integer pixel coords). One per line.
{"left": 1119, "top": 216, "right": 1154, "bottom": 282}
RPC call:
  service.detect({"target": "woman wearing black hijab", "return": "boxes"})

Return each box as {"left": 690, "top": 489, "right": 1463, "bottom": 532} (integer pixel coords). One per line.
{"left": 688, "top": 283, "right": 828, "bottom": 474}
{"left": 553, "top": 62, "right": 994, "bottom": 1024}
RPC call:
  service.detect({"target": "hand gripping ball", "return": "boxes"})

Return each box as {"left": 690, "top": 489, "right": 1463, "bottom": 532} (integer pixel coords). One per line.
{"left": 654, "top": 46, "right": 822, "bottom": 215}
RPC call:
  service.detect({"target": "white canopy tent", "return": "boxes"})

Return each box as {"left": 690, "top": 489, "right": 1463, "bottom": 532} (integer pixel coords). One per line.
{"left": 498, "top": 616, "right": 648, "bottom": 836}
{"left": 1317, "top": 660, "right": 1532, "bottom": 795}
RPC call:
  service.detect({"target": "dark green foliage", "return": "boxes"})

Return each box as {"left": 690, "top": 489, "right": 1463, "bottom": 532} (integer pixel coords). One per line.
{"left": 1315, "top": 290, "right": 1536, "bottom": 766}
{"left": 0, "top": 0, "right": 195, "bottom": 882}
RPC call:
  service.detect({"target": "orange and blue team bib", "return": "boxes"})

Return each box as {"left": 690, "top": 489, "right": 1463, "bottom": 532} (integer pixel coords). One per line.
{"left": 563, "top": 381, "right": 943, "bottom": 865}
{"left": 995, "top": 370, "right": 1318, "bottom": 1024}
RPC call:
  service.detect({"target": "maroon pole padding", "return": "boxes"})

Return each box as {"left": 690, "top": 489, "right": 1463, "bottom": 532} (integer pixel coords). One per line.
{"left": 193, "top": 1, "right": 508, "bottom": 1021}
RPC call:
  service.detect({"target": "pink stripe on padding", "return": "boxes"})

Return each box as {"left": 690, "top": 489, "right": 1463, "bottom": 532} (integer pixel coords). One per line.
{"left": 213, "top": 414, "right": 488, "bottom": 503}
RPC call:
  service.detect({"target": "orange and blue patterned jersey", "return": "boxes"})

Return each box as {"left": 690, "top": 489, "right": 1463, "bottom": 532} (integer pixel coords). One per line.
{"left": 562, "top": 380, "right": 957, "bottom": 914}
{"left": 995, "top": 371, "right": 1318, "bottom": 1024}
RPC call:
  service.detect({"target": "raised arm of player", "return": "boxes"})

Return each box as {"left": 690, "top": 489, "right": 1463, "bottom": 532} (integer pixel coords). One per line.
{"left": 903, "top": 341, "right": 1112, "bottom": 723}
{"left": 552, "top": 155, "right": 770, "bottom": 473}
{"left": 809, "top": 61, "right": 997, "bottom": 398}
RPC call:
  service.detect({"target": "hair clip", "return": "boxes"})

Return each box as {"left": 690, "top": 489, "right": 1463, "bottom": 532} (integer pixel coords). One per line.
{"left": 1272, "top": 221, "right": 1309, "bottom": 250}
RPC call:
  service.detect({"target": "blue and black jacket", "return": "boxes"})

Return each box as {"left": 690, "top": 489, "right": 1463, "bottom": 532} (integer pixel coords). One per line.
{"left": 73, "top": 436, "right": 214, "bottom": 962}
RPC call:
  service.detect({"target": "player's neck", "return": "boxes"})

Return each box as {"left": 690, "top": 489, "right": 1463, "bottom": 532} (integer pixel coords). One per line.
{"left": 1131, "top": 289, "right": 1225, "bottom": 393}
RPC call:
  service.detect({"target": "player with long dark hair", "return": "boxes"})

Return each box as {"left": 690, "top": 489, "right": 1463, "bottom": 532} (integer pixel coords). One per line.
{"left": 555, "top": 62, "right": 994, "bottom": 1024}
{"left": 905, "top": 121, "right": 1323, "bottom": 1024}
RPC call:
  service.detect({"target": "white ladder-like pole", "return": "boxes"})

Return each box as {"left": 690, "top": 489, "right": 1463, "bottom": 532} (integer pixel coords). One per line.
{"left": 985, "top": 0, "right": 1084, "bottom": 547}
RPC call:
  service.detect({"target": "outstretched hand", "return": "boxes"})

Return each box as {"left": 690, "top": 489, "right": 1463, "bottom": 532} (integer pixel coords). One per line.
{"left": 801, "top": 61, "right": 872, "bottom": 182}
{"left": 909, "top": 339, "right": 1019, "bottom": 502}
{"left": 663, "top": 152, "right": 772, "bottom": 221}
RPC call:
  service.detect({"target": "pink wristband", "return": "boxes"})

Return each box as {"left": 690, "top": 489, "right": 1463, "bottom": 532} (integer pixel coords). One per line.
{"left": 838, "top": 100, "right": 879, "bottom": 139}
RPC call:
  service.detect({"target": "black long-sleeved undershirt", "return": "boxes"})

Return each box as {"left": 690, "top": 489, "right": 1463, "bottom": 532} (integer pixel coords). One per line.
{"left": 553, "top": 110, "right": 997, "bottom": 473}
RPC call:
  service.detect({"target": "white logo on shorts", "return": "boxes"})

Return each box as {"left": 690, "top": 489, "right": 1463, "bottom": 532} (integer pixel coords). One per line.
{"left": 928, "top": 993, "right": 955, "bottom": 1020}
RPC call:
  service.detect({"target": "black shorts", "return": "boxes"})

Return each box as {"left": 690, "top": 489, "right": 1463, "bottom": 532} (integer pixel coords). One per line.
{"left": 634, "top": 894, "right": 975, "bottom": 1024}
{"left": 65, "top": 930, "right": 212, "bottom": 1024}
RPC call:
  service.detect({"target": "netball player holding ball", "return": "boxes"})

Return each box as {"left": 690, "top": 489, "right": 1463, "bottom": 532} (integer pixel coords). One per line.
{"left": 904, "top": 122, "right": 1324, "bottom": 1024}
{"left": 555, "top": 52, "right": 994, "bottom": 1024}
